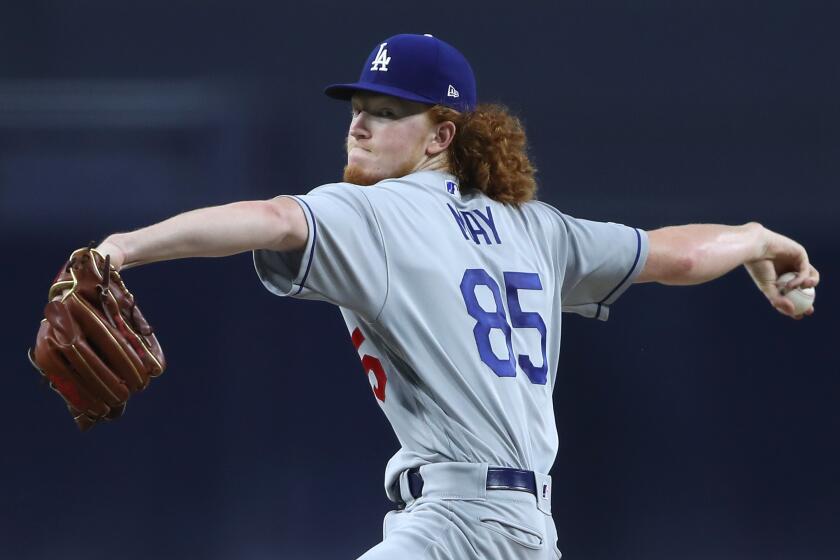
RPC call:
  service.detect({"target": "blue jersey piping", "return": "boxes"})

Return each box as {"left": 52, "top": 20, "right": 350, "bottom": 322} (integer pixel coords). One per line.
{"left": 598, "top": 227, "right": 643, "bottom": 306}
{"left": 293, "top": 196, "right": 317, "bottom": 295}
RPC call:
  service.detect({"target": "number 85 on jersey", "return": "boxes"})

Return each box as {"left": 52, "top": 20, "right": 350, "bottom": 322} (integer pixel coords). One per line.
{"left": 460, "top": 269, "right": 548, "bottom": 385}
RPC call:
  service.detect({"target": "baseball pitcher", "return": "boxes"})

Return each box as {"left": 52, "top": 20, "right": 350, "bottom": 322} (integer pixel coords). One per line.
{"left": 32, "top": 34, "right": 819, "bottom": 559}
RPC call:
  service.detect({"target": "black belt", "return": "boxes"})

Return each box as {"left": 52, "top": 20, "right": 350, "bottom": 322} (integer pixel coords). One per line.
{"left": 397, "top": 466, "right": 538, "bottom": 506}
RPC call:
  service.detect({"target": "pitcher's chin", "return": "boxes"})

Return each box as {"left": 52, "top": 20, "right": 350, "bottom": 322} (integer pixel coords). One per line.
{"left": 343, "top": 163, "right": 383, "bottom": 186}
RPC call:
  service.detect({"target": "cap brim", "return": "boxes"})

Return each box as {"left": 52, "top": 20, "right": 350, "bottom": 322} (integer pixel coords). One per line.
{"left": 324, "top": 82, "right": 437, "bottom": 106}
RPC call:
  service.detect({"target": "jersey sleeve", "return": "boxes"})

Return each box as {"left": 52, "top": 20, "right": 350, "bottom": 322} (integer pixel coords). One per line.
{"left": 558, "top": 213, "right": 648, "bottom": 321}
{"left": 252, "top": 183, "right": 388, "bottom": 321}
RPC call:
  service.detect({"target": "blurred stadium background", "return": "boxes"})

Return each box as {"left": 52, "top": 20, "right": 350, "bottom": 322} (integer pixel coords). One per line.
{"left": 2, "top": 2, "right": 837, "bottom": 559}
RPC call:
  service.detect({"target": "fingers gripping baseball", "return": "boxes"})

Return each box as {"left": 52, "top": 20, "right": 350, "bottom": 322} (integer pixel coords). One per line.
{"left": 745, "top": 230, "right": 820, "bottom": 319}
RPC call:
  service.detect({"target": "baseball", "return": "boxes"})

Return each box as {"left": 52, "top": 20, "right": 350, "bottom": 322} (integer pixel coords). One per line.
{"left": 776, "top": 272, "right": 816, "bottom": 315}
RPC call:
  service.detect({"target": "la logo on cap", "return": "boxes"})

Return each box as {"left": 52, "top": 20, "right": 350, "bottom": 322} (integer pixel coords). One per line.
{"left": 370, "top": 43, "right": 391, "bottom": 72}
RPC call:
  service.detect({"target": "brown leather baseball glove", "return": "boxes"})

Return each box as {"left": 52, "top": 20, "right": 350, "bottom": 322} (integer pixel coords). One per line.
{"left": 29, "top": 247, "right": 165, "bottom": 431}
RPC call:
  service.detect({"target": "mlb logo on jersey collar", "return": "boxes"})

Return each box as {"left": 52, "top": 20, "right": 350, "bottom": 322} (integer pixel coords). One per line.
{"left": 445, "top": 180, "right": 460, "bottom": 196}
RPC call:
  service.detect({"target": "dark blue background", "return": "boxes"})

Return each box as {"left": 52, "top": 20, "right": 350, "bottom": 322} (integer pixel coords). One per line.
{"left": 2, "top": 2, "right": 837, "bottom": 559}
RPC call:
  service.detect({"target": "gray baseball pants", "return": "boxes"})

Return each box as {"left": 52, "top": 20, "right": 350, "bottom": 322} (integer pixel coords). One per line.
{"left": 357, "top": 462, "right": 562, "bottom": 560}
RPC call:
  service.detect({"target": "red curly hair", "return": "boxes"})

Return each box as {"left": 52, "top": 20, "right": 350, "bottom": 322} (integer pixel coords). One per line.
{"left": 428, "top": 104, "right": 537, "bottom": 205}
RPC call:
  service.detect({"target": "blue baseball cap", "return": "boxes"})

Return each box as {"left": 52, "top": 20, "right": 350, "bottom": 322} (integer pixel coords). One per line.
{"left": 324, "top": 34, "right": 477, "bottom": 112}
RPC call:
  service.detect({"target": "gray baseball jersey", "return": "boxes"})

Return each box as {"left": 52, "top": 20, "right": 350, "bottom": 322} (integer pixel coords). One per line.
{"left": 254, "top": 170, "right": 648, "bottom": 501}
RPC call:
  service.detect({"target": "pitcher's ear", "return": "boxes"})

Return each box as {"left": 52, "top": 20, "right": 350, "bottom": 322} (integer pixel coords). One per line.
{"left": 428, "top": 121, "right": 456, "bottom": 156}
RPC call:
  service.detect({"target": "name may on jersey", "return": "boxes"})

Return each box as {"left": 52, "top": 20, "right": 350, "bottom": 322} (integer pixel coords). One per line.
{"left": 447, "top": 203, "right": 502, "bottom": 245}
